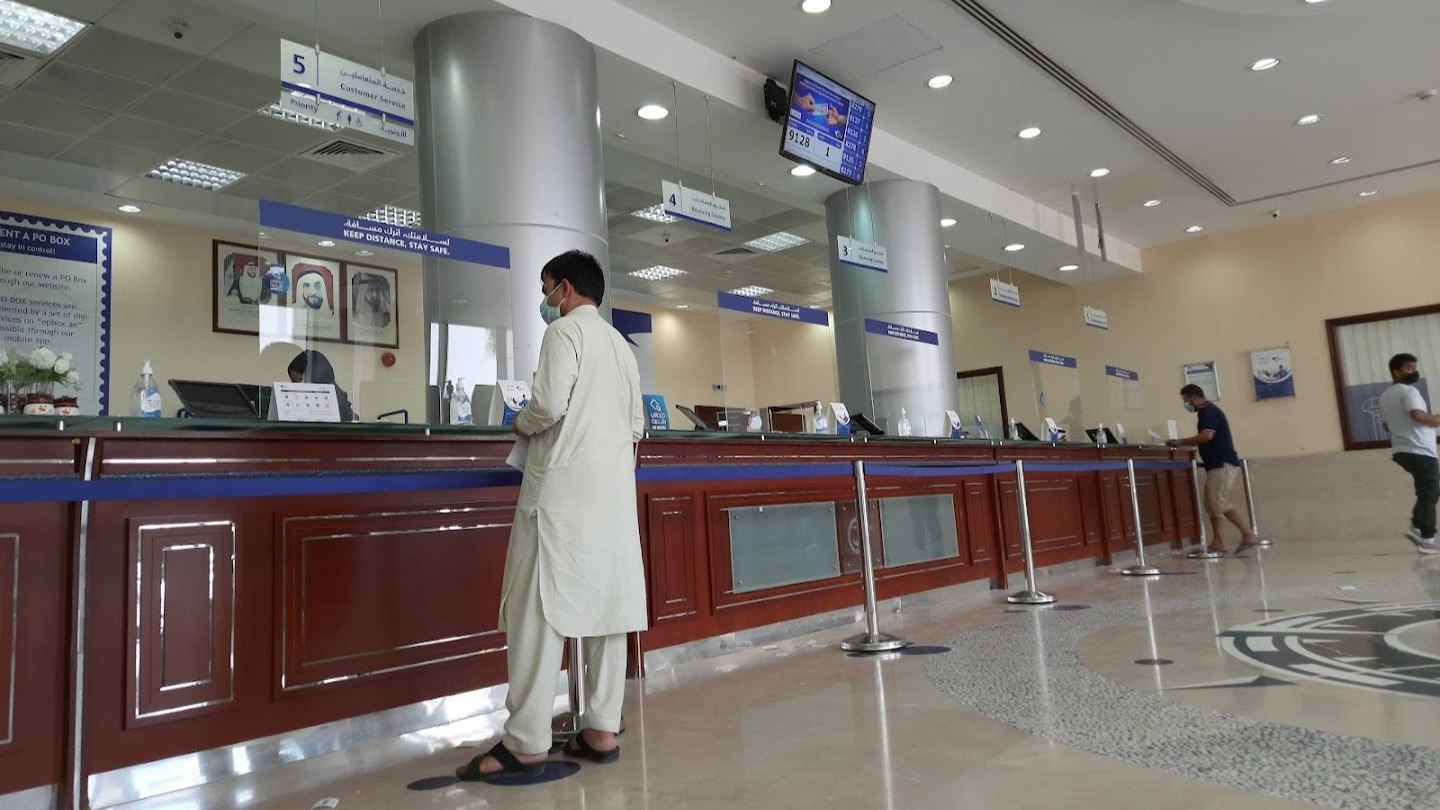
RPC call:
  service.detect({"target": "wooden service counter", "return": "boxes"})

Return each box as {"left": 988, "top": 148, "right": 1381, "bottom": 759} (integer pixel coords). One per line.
{"left": 0, "top": 419, "right": 1196, "bottom": 807}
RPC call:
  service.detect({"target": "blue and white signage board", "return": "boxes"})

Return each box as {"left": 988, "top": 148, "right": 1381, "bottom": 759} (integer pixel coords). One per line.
{"left": 259, "top": 200, "right": 510, "bottom": 268}
{"left": 836, "top": 236, "right": 888, "bottom": 273}
{"left": 829, "top": 402, "right": 851, "bottom": 435}
{"left": 643, "top": 393, "right": 670, "bottom": 431}
{"left": 1029, "top": 350, "right": 1078, "bottom": 369}
{"left": 276, "top": 91, "right": 414, "bottom": 147}
{"left": 716, "top": 291, "right": 829, "bottom": 326}
{"left": 990, "top": 278, "right": 1021, "bottom": 308}
{"left": 661, "top": 180, "right": 731, "bottom": 232}
{"left": 946, "top": 409, "right": 963, "bottom": 439}
{"left": 1106, "top": 365, "right": 1138, "bottom": 381}
{"left": 488, "top": 380, "right": 530, "bottom": 427}
{"left": 1084, "top": 305, "right": 1109, "bottom": 330}
{"left": 0, "top": 210, "right": 111, "bottom": 415}
{"left": 974, "top": 415, "right": 990, "bottom": 439}
{"left": 1251, "top": 347, "right": 1295, "bottom": 400}
{"left": 864, "top": 318, "right": 938, "bottom": 345}
{"left": 1182, "top": 360, "right": 1221, "bottom": 401}
{"left": 281, "top": 38, "right": 414, "bottom": 125}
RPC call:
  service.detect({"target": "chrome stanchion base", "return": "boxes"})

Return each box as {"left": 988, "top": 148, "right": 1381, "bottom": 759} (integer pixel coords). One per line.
{"left": 1254, "top": 538, "right": 1274, "bottom": 548}
{"left": 1186, "top": 546, "right": 1224, "bottom": 560}
{"left": 1120, "top": 564, "right": 1162, "bottom": 577}
{"left": 551, "top": 713, "right": 581, "bottom": 749}
{"left": 1007, "top": 589, "right": 1057, "bottom": 605}
{"left": 841, "top": 632, "right": 910, "bottom": 653}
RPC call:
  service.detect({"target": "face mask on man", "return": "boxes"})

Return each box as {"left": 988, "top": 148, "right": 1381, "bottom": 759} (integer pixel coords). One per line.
{"left": 1183, "top": 401, "right": 1198, "bottom": 413}
{"left": 1403, "top": 371, "right": 1421, "bottom": 386}
{"left": 539, "top": 284, "right": 568, "bottom": 325}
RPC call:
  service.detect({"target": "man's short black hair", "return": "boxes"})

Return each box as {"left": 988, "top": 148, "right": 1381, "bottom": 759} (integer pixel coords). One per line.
{"left": 1180, "top": 384, "right": 1205, "bottom": 399}
{"left": 1390, "top": 353, "right": 1419, "bottom": 373}
{"left": 541, "top": 250, "right": 605, "bottom": 305}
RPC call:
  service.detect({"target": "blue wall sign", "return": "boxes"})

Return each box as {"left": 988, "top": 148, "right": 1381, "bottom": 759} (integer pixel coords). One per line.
{"left": 643, "top": 394, "right": 670, "bottom": 431}
{"left": 1029, "top": 350, "right": 1078, "bottom": 369}
{"left": 864, "top": 318, "right": 939, "bottom": 345}
{"left": 716, "top": 292, "right": 829, "bottom": 326}
{"left": 1106, "top": 365, "right": 1138, "bottom": 381}
{"left": 258, "top": 200, "right": 510, "bottom": 268}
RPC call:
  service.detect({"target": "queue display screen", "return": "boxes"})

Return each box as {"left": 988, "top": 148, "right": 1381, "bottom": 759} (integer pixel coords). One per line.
{"left": 778, "top": 61, "right": 876, "bottom": 186}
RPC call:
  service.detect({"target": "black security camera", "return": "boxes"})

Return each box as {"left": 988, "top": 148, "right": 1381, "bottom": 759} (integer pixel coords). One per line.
{"left": 762, "top": 78, "right": 787, "bottom": 124}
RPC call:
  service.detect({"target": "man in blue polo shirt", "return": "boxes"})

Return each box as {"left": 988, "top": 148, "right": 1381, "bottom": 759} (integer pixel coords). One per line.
{"left": 1168, "top": 384, "right": 1261, "bottom": 555}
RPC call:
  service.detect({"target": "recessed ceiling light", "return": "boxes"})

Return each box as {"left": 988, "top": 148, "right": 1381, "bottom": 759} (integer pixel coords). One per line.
{"left": 356, "top": 250, "right": 375, "bottom": 256}
{"left": 927, "top": 74, "right": 954, "bottom": 90}
{"left": 729, "top": 285, "right": 775, "bottom": 297}
{"left": 147, "top": 158, "right": 245, "bottom": 191}
{"left": 1358, "top": 190, "right": 1379, "bottom": 197}
{"left": 745, "top": 232, "right": 809, "bottom": 252}
{"left": 631, "top": 265, "right": 687, "bottom": 281}
{"left": 631, "top": 204, "right": 678, "bottom": 224}
{"left": 362, "top": 204, "right": 421, "bottom": 228}
{"left": 1330, "top": 156, "right": 1351, "bottom": 165}
{"left": 1004, "top": 243, "right": 1025, "bottom": 252}
{"left": 0, "top": 1, "right": 85, "bottom": 56}
{"left": 790, "top": 164, "right": 816, "bottom": 177}
{"left": 1143, "top": 199, "right": 1162, "bottom": 208}
{"left": 1090, "top": 168, "right": 1110, "bottom": 178}
{"left": 940, "top": 218, "right": 957, "bottom": 227}
{"left": 676, "top": 303, "right": 690, "bottom": 309}
{"left": 117, "top": 204, "right": 141, "bottom": 213}
{"left": 800, "top": 0, "right": 831, "bottom": 12}
{"left": 318, "top": 240, "right": 336, "bottom": 247}
{"left": 1302, "top": 0, "right": 1328, "bottom": 4}
{"left": 636, "top": 104, "right": 669, "bottom": 120}
{"left": 1185, "top": 225, "right": 1204, "bottom": 233}
{"left": 1017, "top": 126, "right": 1042, "bottom": 139}
{"left": 1296, "top": 113, "right": 1323, "bottom": 126}
{"left": 258, "top": 232, "right": 270, "bottom": 240}
{"left": 1250, "top": 57, "right": 1281, "bottom": 72}
{"left": 1059, "top": 264, "right": 1079, "bottom": 272}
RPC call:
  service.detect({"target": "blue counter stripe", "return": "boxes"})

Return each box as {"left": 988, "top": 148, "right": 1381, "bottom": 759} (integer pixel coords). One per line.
{"left": 1025, "top": 461, "right": 1132, "bottom": 473}
{"left": 0, "top": 469, "right": 522, "bottom": 504}
{"left": 636, "top": 464, "right": 853, "bottom": 483}
{"left": 865, "top": 464, "right": 1015, "bottom": 478}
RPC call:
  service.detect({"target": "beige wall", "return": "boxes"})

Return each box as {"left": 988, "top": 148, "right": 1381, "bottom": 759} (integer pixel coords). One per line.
{"left": 0, "top": 195, "right": 425, "bottom": 418}
{"left": 951, "top": 190, "right": 1440, "bottom": 458}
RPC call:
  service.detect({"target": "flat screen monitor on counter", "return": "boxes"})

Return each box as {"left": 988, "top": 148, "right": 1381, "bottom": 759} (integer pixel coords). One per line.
{"left": 778, "top": 60, "right": 876, "bottom": 185}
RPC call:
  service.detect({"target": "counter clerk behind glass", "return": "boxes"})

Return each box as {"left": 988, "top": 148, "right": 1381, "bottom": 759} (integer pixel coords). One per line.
{"left": 455, "top": 250, "right": 647, "bottom": 781}
{"left": 286, "top": 350, "right": 354, "bottom": 422}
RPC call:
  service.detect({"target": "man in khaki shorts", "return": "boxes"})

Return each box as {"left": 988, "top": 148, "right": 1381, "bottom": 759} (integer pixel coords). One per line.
{"left": 1168, "top": 384, "right": 1261, "bottom": 555}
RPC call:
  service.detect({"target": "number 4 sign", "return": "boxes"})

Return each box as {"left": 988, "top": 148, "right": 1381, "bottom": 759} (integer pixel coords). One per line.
{"left": 661, "top": 180, "right": 732, "bottom": 232}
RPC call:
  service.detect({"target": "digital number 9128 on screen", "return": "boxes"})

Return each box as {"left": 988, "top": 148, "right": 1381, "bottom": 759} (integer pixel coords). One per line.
{"left": 787, "top": 129, "right": 812, "bottom": 149}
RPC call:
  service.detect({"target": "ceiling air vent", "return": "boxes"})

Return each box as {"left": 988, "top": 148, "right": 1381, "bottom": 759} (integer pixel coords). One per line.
{"left": 301, "top": 138, "right": 396, "bottom": 171}
{"left": 0, "top": 48, "right": 41, "bottom": 88}
{"left": 708, "top": 245, "right": 763, "bottom": 262}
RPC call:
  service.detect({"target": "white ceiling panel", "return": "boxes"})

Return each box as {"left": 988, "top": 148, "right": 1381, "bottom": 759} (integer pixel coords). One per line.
{"left": 220, "top": 113, "right": 332, "bottom": 155}
{"left": 0, "top": 91, "right": 110, "bottom": 136}
{"left": 0, "top": 121, "right": 73, "bottom": 159}
{"left": 365, "top": 154, "right": 419, "bottom": 184}
{"left": 59, "top": 27, "right": 195, "bottom": 84}
{"left": 168, "top": 60, "right": 275, "bottom": 110}
{"left": 224, "top": 174, "right": 311, "bottom": 203}
{"left": 89, "top": 115, "right": 205, "bottom": 153}
{"left": 206, "top": 24, "right": 281, "bottom": 77}
{"left": 300, "top": 189, "right": 388, "bottom": 215}
{"left": 126, "top": 89, "right": 251, "bottom": 134}
{"left": 178, "top": 136, "right": 284, "bottom": 173}
{"left": 256, "top": 156, "right": 355, "bottom": 190}
{"left": 326, "top": 173, "right": 415, "bottom": 203}
{"left": 28, "top": 0, "right": 122, "bottom": 23}
{"left": 99, "top": 0, "right": 253, "bottom": 56}
{"left": 55, "top": 138, "right": 167, "bottom": 176}
{"left": 25, "top": 62, "right": 152, "bottom": 111}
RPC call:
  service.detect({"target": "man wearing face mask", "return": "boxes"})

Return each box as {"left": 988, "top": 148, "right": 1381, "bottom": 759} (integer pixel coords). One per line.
{"left": 1168, "top": 384, "right": 1261, "bottom": 555}
{"left": 1379, "top": 353, "right": 1440, "bottom": 552}
{"left": 456, "top": 250, "right": 645, "bottom": 782}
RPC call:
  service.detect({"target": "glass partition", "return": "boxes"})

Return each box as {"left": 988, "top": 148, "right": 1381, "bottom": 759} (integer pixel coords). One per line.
{"left": 717, "top": 290, "right": 839, "bottom": 435}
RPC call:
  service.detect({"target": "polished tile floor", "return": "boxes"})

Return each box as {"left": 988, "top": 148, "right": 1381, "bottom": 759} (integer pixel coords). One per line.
{"left": 120, "top": 536, "right": 1440, "bottom": 810}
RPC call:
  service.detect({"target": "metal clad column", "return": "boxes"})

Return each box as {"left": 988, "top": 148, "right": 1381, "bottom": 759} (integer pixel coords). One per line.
{"left": 414, "top": 12, "right": 608, "bottom": 398}
{"left": 825, "top": 181, "right": 957, "bottom": 434}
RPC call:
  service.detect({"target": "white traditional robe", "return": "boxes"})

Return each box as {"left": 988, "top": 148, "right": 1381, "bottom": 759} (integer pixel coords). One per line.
{"left": 499, "top": 305, "right": 648, "bottom": 638}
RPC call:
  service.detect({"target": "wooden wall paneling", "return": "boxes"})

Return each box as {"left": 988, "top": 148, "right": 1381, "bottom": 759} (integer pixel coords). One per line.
{"left": 644, "top": 493, "right": 701, "bottom": 623}
{"left": 1156, "top": 471, "right": 1179, "bottom": 545}
{"left": 1171, "top": 468, "right": 1199, "bottom": 545}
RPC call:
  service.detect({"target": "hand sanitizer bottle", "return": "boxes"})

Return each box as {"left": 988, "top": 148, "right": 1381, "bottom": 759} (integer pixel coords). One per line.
{"left": 897, "top": 408, "right": 913, "bottom": 437}
{"left": 813, "top": 401, "right": 829, "bottom": 434}
{"left": 1009, "top": 417, "right": 1020, "bottom": 441}
{"left": 451, "top": 377, "right": 473, "bottom": 425}
{"left": 130, "top": 361, "right": 162, "bottom": 418}
{"left": 747, "top": 410, "right": 763, "bottom": 432}
{"left": 1097, "top": 422, "right": 1108, "bottom": 446}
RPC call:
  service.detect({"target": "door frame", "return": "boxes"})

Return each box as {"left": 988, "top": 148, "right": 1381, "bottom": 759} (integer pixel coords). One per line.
{"left": 956, "top": 366, "right": 1009, "bottom": 429}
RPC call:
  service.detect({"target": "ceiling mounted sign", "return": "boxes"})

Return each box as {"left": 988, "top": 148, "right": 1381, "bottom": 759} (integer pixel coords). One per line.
{"left": 280, "top": 39, "right": 415, "bottom": 146}
{"left": 990, "top": 278, "right": 1020, "bottom": 308}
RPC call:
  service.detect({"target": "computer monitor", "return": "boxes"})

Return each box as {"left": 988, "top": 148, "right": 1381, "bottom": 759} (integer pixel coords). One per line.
{"left": 1012, "top": 421, "right": 1041, "bottom": 442}
{"left": 168, "top": 380, "right": 262, "bottom": 419}
{"left": 674, "top": 405, "right": 713, "bottom": 431}
{"left": 849, "top": 412, "right": 885, "bottom": 436}
{"left": 1086, "top": 427, "right": 1119, "bottom": 445}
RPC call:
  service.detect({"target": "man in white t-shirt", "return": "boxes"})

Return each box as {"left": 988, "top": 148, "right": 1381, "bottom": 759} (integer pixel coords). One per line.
{"left": 1379, "top": 353, "right": 1440, "bottom": 551}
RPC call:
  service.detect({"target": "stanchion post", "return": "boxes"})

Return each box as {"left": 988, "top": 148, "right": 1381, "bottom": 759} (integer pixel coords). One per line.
{"left": 1007, "top": 460, "right": 1056, "bottom": 605}
{"left": 1186, "top": 458, "right": 1222, "bottom": 560}
{"left": 1241, "top": 459, "right": 1274, "bottom": 548}
{"left": 841, "top": 461, "right": 910, "bottom": 653}
{"left": 551, "top": 637, "right": 586, "bottom": 748}
{"left": 1121, "top": 458, "right": 1162, "bottom": 576}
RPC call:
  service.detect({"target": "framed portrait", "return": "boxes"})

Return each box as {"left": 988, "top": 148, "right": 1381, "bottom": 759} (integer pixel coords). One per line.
{"left": 342, "top": 262, "right": 400, "bottom": 348}
{"left": 284, "top": 254, "right": 344, "bottom": 343}
{"left": 213, "top": 240, "right": 283, "bottom": 336}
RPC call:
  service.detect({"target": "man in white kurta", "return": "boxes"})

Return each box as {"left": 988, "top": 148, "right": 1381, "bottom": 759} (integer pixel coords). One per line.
{"left": 461, "top": 250, "right": 647, "bottom": 778}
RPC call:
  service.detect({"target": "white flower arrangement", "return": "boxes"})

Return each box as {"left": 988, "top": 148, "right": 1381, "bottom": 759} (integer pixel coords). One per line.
{"left": 10, "top": 346, "right": 81, "bottom": 390}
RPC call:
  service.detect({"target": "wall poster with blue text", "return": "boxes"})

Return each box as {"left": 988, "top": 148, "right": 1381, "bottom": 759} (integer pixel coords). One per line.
{"left": 1251, "top": 347, "right": 1295, "bottom": 400}
{"left": 0, "top": 210, "right": 112, "bottom": 415}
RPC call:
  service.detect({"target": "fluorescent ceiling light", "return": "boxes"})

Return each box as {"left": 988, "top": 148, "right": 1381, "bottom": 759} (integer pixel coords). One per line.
{"left": 630, "top": 265, "right": 687, "bottom": 281}
{"left": 147, "top": 158, "right": 245, "bottom": 191}
{"left": 940, "top": 218, "right": 957, "bottom": 227}
{"left": 1059, "top": 264, "right": 1079, "bottom": 272}
{"left": 318, "top": 240, "right": 336, "bottom": 247}
{"left": 1296, "top": 113, "right": 1323, "bottom": 126}
{"left": 790, "top": 164, "right": 816, "bottom": 177}
{"left": 800, "top": 0, "right": 831, "bottom": 12}
{"left": 1303, "top": 0, "right": 1328, "bottom": 4}
{"left": 1185, "top": 225, "right": 1204, "bottom": 233}
{"left": 1017, "top": 127, "right": 1042, "bottom": 139}
{"left": 927, "top": 74, "right": 954, "bottom": 90}
{"left": 117, "top": 204, "right": 141, "bottom": 213}
{"left": 1357, "top": 190, "right": 1378, "bottom": 197}
{"left": 1004, "top": 243, "right": 1025, "bottom": 252}
{"left": 260, "top": 100, "right": 341, "bottom": 132}
{"left": 1250, "top": 57, "right": 1281, "bottom": 72}
{"left": 0, "top": 1, "right": 85, "bottom": 56}
{"left": 1090, "top": 168, "right": 1110, "bottom": 178}
{"left": 729, "top": 285, "right": 774, "bottom": 297}
{"left": 356, "top": 250, "right": 375, "bottom": 256}
{"left": 362, "top": 205, "right": 421, "bottom": 228}
{"left": 745, "top": 232, "right": 809, "bottom": 252}
{"left": 1143, "top": 199, "right": 1162, "bottom": 208}
{"left": 676, "top": 303, "right": 690, "bottom": 309}
{"left": 631, "top": 204, "right": 678, "bottom": 224}
{"left": 1330, "top": 156, "right": 1351, "bottom": 165}
{"left": 637, "top": 104, "right": 669, "bottom": 120}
